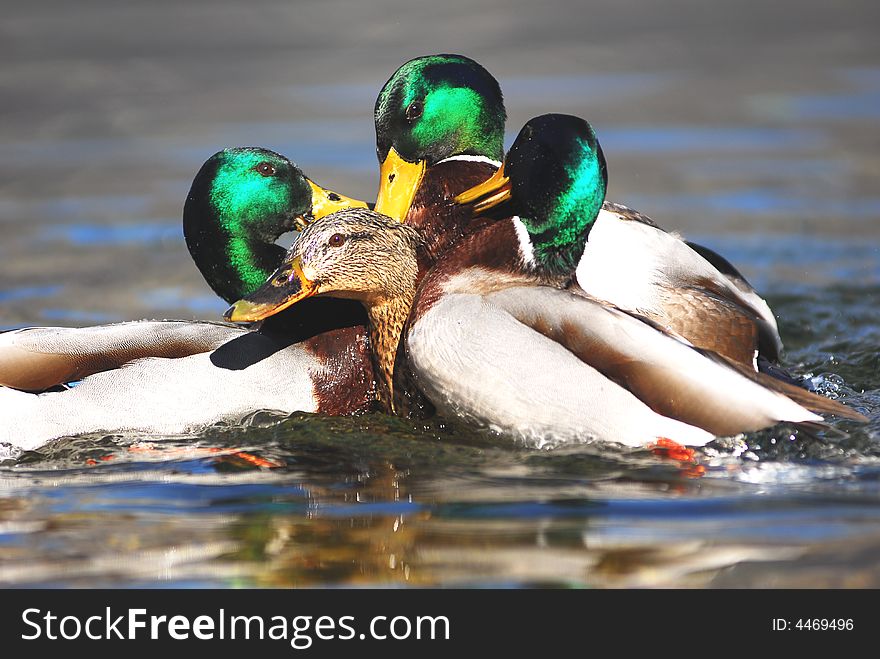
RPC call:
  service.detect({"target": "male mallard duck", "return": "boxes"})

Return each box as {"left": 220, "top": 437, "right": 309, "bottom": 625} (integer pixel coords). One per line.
{"left": 454, "top": 114, "right": 783, "bottom": 369}
{"left": 183, "top": 147, "right": 367, "bottom": 305}
{"left": 372, "top": 54, "right": 506, "bottom": 262}
{"left": 0, "top": 148, "right": 375, "bottom": 449}
{"left": 227, "top": 155, "right": 864, "bottom": 447}
{"left": 0, "top": 147, "right": 369, "bottom": 393}
{"left": 374, "top": 55, "right": 783, "bottom": 371}
{"left": 0, "top": 148, "right": 371, "bottom": 391}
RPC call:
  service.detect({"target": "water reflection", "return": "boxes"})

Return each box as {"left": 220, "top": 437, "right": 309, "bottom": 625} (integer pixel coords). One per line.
{"left": 0, "top": 407, "right": 876, "bottom": 587}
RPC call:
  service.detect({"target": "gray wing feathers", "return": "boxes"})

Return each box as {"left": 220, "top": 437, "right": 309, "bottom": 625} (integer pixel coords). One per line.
{"left": 488, "top": 287, "right": 818, "bottom": 436}
{"left": 593, "top": 207, "right": 783, "bottom": 361}
{"left": 0, "top": 321, "right": 244, "bottom": 390}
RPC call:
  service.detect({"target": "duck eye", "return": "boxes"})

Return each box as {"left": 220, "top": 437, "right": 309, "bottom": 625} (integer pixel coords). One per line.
{"left": 328, "top": 233, "right": 345, "bottom": 247}
{"left": 255, "top": 162, "right": 276, "bottom": 177}
{"left": 405, "top": 101, "right": 423, "bottom": 122}
{"left": 273, "top": 268, "right": 291, "bottom": 285}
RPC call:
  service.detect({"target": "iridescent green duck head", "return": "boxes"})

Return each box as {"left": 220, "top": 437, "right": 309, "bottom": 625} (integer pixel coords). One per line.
{"left": 456, "top": 114, "right": 608, "bottom": 276}
{"left": 183, "top": 147, "right": 366, "bottom": 303}
{"left": 373, "top": 54, "right": 507, "bottom": 221}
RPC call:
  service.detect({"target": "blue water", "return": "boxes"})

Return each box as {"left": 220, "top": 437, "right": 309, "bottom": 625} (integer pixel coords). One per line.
{"left": 42, "top": 222, "right": 181, "bottom": 246}
{"left": 0, "top": 286, "right": 63, "bottom": 303}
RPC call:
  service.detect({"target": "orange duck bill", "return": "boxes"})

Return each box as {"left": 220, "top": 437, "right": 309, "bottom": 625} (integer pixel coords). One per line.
{"left": 224, "top": 255, "right": 316, "bottom": 323}
{"left": 453, "top": 162, "right": 512, "bottom": 214}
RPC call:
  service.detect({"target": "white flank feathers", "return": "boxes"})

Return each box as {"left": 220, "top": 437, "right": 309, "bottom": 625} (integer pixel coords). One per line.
{"left": 0, "top": 341, "right": 323, "bottom": 451}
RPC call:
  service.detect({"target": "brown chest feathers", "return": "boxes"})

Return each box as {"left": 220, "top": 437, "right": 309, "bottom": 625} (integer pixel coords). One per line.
{"left": 309, "top": 325, "right": 377, "bottom": 416}
{"left": 406, "top": 159, "right": 499, "bottom": 269}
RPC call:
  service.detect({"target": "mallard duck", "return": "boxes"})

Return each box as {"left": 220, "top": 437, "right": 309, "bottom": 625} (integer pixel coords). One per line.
{"left": 227, "top": 198, "right": 863, "bottom": 446}
{"left": 454, "top": 114, "right": 783, "bottom": 370}
{"left": 372, "top": 54, "right": 507, "bottom": 262}
{"left": 183, "top": 147, "right": 367, "bottom": 304}
{"left": 0, "top": 148, "right": 376, "bottom": 449}
{"left": 373, "top": 55, "right": 783, "bottom": 371}
{"left": 0, "top": 147, "right": 369, "bottom": 392}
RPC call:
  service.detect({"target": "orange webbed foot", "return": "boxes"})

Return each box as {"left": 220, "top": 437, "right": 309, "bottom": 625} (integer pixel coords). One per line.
{"left": 648, "top": 438, "right": 706, "bottom": 479}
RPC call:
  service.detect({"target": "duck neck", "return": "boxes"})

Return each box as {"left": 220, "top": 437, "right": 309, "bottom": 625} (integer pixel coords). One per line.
{"left": 221, "top": 236, "right": 287, "bottom": 301}
{"left": 516, "top": 181, "right": 605, "bottom": 278}
{"left": 364, "top": 288, "right": 416, "bottom": 413}
{"left": 520, "top": 214, "right": 593, "bottom": 278}
{"left": 408, "top": 159, "right": 500, "bottom": 269}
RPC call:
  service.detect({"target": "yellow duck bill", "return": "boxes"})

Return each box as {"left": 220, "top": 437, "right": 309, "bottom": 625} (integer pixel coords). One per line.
{"left": 306, "top": 179, "right": 368, "bottom": 227}
{"left": 224, "top": 256, "right": 317, "bottom": 322}
{"left": 453, "top": 163, "right": 511, "bottom": 213}
{"left": 373, "top": 147, "right": 426, "bottom": 222}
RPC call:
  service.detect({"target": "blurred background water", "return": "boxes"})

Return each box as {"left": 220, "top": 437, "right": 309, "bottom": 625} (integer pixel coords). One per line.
{"left": 0, "top": 0, "right": 878, "bottom": 587}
